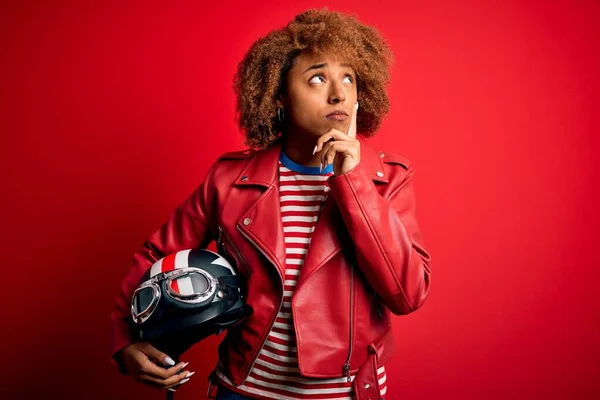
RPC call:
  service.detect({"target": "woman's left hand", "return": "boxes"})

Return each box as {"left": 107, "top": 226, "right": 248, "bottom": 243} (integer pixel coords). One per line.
{"left": 313, "top": 102, "right": 360, "bottom": 176}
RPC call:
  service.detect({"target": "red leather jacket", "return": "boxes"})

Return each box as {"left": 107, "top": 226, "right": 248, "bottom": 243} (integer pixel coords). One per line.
{"left": 110, "top": 134, "right": 432, "bottom": 399}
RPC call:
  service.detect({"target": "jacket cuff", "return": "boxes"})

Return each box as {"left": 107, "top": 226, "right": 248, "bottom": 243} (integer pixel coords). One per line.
{"left": 326, "top": 163, "right": 370, "bottom": 199}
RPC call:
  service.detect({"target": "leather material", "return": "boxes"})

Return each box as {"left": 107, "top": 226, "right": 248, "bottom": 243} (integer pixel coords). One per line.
{"left": 110, "top": 134, "right": 432, "bottom": 395}
{"left": 353, "top": 328, "right": 396, "bottom": 400}
{"left": 353, "top": 350, "right": 378, "bottom": 400}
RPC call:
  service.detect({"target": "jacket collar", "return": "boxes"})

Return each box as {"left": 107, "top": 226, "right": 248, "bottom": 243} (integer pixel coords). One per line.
{"left": 233, "top": 134, "right": 388, "bottom": 188}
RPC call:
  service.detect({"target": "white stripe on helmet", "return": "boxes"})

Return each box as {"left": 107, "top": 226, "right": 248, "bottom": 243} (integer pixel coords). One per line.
{"left": 175, "top": 249, "right": 191, "bottom": 269}
{"left": 149, "top": 258, "right": 163, "bottom": 278}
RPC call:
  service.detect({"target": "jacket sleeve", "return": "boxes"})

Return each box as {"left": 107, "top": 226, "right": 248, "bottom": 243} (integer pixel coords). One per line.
{"left": 327, "top": 162, "right": 432, "bottom": 316}
{"left": 109, "top": 161, "right": 218, "bottom": 371}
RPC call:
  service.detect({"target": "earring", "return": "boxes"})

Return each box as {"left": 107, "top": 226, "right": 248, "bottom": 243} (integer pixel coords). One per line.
{"left": 277, "top": 107, "right": 285, "bottom": 122}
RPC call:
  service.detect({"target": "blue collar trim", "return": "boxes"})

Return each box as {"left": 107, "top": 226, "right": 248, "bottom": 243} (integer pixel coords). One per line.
{"left": 279, "top": 151, "right": 333, "bottom": 175}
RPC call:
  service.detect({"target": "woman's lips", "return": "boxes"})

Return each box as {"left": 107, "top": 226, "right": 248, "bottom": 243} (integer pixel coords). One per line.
{"left": 326, "top": 113, "right": 348, "bottom": 121}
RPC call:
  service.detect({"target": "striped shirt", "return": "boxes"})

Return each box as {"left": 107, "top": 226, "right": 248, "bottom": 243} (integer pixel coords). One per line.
{"left": 217, "top": 151, "right": 387, "bottom": 399}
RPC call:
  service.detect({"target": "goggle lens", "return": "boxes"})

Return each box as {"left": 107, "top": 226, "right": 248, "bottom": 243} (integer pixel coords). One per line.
{"left": 132, "top": 286, "right": 156, "bottom": 316}
{"left": 169, "top": 272, "right": 210, "bottom": 297}
{"left": 131, "top": 268, "right": 221, "bottom": 324}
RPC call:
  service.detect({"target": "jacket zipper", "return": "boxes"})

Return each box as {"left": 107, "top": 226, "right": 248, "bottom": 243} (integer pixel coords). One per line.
{"left": 236, "top": 224, "right": 284, "bottom": 385}
{"left": 218, "top": 225, "right": 250, "bottom": 276}
{"left": 343, "top": 262, "right": 354, "bottom": 382}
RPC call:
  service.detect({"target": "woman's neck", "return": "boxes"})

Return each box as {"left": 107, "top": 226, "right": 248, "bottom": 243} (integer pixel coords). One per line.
{"left": 281, "top": 131, "right": 322, "bottom": 168}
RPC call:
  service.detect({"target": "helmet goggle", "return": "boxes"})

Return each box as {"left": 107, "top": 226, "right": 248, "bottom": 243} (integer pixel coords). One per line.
{"left": 131, "top": 267, "right": 222, "bottom": 325}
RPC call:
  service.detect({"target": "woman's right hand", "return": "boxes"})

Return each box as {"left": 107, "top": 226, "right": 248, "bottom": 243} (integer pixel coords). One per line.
{"left": 119, "top": 342, "right": 194, "bottom": 392}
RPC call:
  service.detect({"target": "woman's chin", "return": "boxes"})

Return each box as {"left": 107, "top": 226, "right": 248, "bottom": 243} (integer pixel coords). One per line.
{"left": 324, "top": 119, "right": 349, "bottom": 131}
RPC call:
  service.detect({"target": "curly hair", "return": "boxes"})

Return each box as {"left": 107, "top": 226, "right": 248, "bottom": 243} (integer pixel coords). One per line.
{"left": 234, "top": 8, "right": 395, "bottom": 149}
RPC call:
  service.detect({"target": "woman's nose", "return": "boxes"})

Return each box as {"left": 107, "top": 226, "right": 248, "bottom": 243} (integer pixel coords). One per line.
{"left": 328, "top": 82, "right": 346, "bottom": 104}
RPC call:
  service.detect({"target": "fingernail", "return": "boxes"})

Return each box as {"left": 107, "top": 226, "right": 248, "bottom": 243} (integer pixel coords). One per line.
{"left": 167, "top": 388, "right": 177, "bottom": 392}
{"left": 179, "top": 378, "right": 190, "bottom": 385}
{"left": 313, "top": 145, "right": 317, "bottom": 155}
{"left": 319, "top": 163, "right": 323, "bottom": 173}
{"left": 164, "top": 357, "right": 175, "bottom": 366}
{"left": 179, "top": 362, "right": 189, "bottom": 371}
{"left": 185, "top": 371, "right": 195, "bottom": 378}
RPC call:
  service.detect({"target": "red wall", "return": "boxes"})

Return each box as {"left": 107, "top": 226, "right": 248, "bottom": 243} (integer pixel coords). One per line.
{"left": 1, "top": 0, "right": 598, "bottom": 399}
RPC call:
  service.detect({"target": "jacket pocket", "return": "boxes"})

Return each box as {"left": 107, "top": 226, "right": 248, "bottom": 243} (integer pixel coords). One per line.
{"left": 217, "top": 225, "right": 251, "bottom": 277}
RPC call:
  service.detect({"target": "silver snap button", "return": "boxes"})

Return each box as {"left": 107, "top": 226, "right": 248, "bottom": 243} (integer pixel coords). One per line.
{"left": 364, "top": 383, "right": 371, "bottom": 389}
{"left": 241, "top": 175, "right": 248, "bottom": 181}
{"left": 379, "top": 152, "right": 385, "bottom": 158}
{"left": 376, "top": 171, "right": 384, "bottom": 177}
{"left": 243, "top": 217, "right": 252, "bottom": 226}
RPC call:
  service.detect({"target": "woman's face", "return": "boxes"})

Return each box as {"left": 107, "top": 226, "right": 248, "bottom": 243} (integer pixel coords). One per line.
{"left": 282, "top": 50, "right": 358, "bottom": 138}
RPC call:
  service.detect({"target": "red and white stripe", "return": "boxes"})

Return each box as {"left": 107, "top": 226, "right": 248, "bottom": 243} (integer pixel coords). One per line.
{"left": 148, "top": 249, "right": 235, "bottom": 295}
{"left": 149, "top": 249, "right": 191, "bottom": 277}
{"left": 149, "top": 249, "right": 191, "bottom": 295}
{"left": 217, "top": 161, "right": 388, "bottom": 399}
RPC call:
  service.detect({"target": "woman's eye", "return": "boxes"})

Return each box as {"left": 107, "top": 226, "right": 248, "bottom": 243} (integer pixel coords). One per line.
{"left": 342, "top": 75, "right": 353, "bottom": 83}
{"left": 309, "top": 75, "right": 326, "bottom": 84}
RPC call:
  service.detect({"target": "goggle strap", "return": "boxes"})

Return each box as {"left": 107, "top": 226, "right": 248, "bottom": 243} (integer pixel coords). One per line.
{"left": 218, "top": 275, "right": 242, "bottom": 289}
{"left": 168, "top": 275, "right": 241, "bottom": 302}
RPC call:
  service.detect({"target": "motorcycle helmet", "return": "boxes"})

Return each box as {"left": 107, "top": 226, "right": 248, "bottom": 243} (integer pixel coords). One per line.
{"left": 129, "top": 248, "right": 251, "bottom": 359}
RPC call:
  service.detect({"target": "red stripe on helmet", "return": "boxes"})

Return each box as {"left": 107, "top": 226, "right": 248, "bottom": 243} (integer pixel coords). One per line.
{"left": 161, "top": 253, "right": 176, "bottom": 273}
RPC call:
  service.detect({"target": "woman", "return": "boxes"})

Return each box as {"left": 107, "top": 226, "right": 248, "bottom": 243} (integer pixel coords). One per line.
{"left": 110, "top": 8, "right": 432, "bottom": 400}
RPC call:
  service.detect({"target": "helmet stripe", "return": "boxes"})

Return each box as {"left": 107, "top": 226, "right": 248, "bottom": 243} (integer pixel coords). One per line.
{"left": 149, "top": 257, "right": 163, "bottom": 278}
{"left": 161, "top": 253, "right": 176, "bottom": 273}
{"left": 175, "top": 249, "right": 191, "bottom": 269}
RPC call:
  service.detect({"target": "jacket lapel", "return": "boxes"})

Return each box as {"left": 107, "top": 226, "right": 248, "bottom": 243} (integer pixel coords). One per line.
{"left": 234, "top": 139, "right": 287, "bottom": 280}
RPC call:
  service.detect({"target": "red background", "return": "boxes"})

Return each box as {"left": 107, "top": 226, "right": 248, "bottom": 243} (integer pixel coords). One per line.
{"left": 1, "top": 0, "right": 598, "bottom": 399}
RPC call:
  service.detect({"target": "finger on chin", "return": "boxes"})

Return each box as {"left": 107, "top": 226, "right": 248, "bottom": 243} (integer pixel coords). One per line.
{"left": 347, "top": 102, "right": 358, "bottom": 138}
